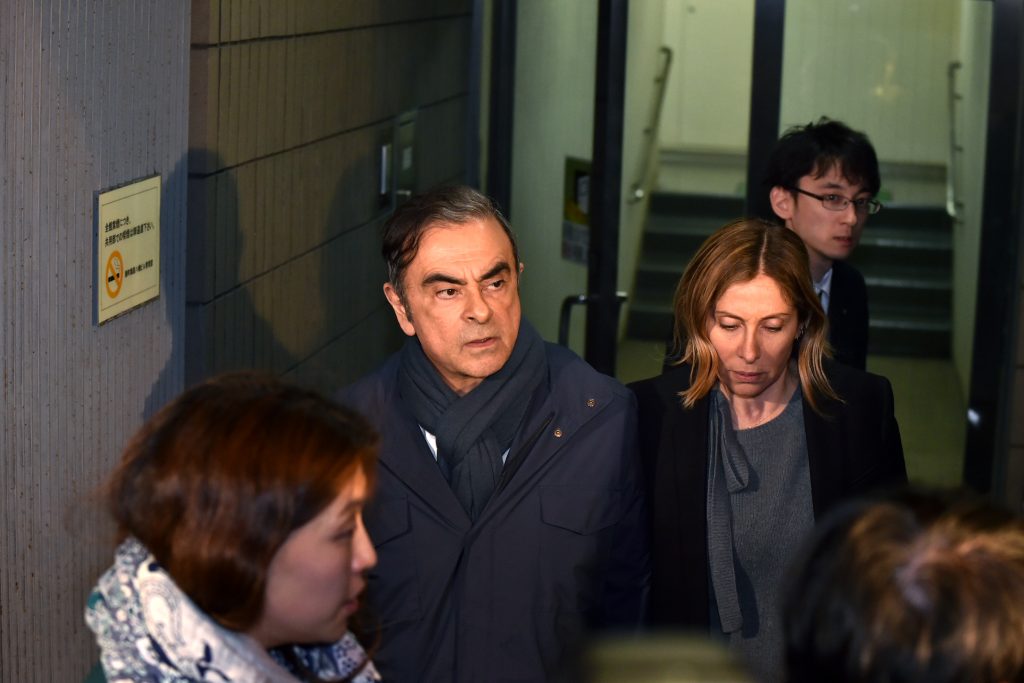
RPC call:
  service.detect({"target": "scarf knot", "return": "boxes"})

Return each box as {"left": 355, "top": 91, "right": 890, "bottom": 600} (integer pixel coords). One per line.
{"left": 398, "top": 319, "right": 548, "bottom": 520}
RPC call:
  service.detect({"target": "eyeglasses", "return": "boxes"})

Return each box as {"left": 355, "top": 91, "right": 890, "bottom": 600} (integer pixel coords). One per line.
{"left": 790, "top": 187, "right": 882, "bottom": 215}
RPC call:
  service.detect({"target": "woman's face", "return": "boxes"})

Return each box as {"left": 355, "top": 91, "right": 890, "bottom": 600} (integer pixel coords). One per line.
{"left": 707, "top": 273, "right": 801, "bottom": 401}
{"left": 248, "top": 467, "right": 376, "bottom": 648}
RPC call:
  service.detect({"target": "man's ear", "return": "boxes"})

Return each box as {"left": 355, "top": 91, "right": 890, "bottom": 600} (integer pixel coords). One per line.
{"left": 769, "top": 185, "right": 795, "bottom": 222}
{"left": 383, "top": 283, "right": 416, "bottom": 337}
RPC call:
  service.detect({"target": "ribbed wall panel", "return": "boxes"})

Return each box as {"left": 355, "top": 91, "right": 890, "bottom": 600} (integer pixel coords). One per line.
{"left": 186, "top": 1, "right": 472, "bottom": 389}
{"left": 0, "top": 2, "right": 189, "bottom": 680}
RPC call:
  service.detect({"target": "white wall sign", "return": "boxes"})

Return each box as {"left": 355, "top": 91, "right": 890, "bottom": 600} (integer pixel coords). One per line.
{"left": 96, "top": 175, "right": 161, "bottom": 324}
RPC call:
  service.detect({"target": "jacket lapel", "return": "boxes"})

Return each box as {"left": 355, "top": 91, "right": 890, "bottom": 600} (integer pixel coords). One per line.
{"left": 471, "top": 376, "right": 614, "bottom": 528}
{"left": 379, "top": 398, "right": 472, "bottom": 530}
{"left": 803, "top": 396, "right": 844, "bottom": 518}
{"left": 650, "top": 377, "right": 711, "bottom": 625}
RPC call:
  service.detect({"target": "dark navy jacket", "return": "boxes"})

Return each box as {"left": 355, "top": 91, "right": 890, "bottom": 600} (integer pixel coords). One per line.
{"left": 338, "top": 343, "right": 649, "bottom": 682}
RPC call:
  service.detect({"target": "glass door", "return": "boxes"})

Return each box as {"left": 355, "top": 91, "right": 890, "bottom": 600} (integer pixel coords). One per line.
{"left": 776, "top": 0, "right": 993, "bottom": 486}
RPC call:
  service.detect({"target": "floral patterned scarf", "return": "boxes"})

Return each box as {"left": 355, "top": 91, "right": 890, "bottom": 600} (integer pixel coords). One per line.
{"left": 85, "top": 537, "right": 379, "bottom": 682}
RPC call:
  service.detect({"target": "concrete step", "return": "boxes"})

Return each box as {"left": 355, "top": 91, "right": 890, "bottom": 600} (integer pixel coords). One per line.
{"left": 868, "top": 306, "right": 951, "bottom": 357}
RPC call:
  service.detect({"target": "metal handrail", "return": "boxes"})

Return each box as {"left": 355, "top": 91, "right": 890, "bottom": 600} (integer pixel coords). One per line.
{"left": 628, "top": 46, "right": 673, "bottom": 203}
{"left": 557, "top": 292, "right": 628, "bottom": 347}
{"left": 947, "top": 60, "right": 964, "bottom": 219}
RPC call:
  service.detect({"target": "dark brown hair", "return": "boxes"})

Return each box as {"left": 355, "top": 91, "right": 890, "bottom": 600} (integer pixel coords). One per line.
{"left": 106, "top": 372, "right": 378, "bottom": 632}
{"left": 382, "top": 184, "right": 519, "bottom": 301}
{"left": 671, "top": 217, "right": 836, "bottom": 411}
{"left": 785, "top": 490, "right": 1024, "bottom": 683}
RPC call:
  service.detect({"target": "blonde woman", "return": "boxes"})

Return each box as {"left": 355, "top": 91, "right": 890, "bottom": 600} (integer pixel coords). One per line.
{"left": 630, "top": 218, "right": 906, "bottom": 682}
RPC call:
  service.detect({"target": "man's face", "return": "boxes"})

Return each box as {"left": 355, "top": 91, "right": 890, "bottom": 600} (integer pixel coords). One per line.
{"left": 770, "top": 165, "right": 872, "bottom": 279}
{"left": 384, "top": 217, "right": 522, "bottom": 396}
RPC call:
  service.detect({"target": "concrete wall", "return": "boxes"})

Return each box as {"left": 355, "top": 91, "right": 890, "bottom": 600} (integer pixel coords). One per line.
{"left": 1, "top": 2, "right": 476, "bottom": 678}
{"left": 0, "top": 3, "right": 190, "bottom": 680}
{"left": 187, "top": 0, "right": 473, "bottom": 395}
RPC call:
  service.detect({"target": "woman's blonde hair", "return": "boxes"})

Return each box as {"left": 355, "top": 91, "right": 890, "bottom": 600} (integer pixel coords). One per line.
{"left": 671, "top": 217, "right": 837, "bottom": 411}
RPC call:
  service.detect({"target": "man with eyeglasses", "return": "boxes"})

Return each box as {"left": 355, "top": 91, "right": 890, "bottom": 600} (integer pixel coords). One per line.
{"left": 765, "top": 117, "right": 881, "bottom": 370}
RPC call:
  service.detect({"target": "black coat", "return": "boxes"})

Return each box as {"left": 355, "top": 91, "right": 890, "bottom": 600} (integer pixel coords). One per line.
{"left": 828, "top": 260, "right": 869, "bottom": 370}
{"left": 628, "top": 361, "right": 905, "bottom": 628}
{"left": 338, "top": 343, "right": 649, "bottom": 683}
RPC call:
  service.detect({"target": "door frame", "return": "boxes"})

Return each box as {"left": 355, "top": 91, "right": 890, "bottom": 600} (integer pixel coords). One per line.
{"left": 963, "top": 0, "right": 1024, "bottom": 498}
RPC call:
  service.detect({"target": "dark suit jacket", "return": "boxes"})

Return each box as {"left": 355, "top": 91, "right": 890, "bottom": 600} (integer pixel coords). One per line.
{"left": 629, "top": 361, "right": 906, "bottom": 629}
{"left": 828, "top": 260, "right": 869, "bottom": 370}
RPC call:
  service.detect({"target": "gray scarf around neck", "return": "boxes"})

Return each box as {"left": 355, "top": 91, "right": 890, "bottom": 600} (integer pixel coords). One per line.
{"left": 706, "top": 389, "right": 752, "bottom": 634}
{"left": 398, "top": 318, "right": 548, "bottom": 520}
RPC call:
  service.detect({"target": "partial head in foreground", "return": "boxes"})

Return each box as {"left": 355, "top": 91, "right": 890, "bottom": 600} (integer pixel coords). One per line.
{"left": 105, "top": 372, "right": 379, "bottom": 647}
{"left": 784, "top": 489, "right": 1024, "bottom": 683}
{"left": 381, "top": 185, "right": 523, "bottom": 395}
{"left": 672, "top": 217, "right": 834, "bottom": 411}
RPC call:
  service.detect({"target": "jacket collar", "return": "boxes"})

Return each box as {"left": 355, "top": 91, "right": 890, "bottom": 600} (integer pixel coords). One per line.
{"left": 373, "top": 345, "right": 617, "bottom": 529}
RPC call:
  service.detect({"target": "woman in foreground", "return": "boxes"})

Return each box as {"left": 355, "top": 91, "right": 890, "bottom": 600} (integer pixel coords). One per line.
{"left": 85, "top": 373, "right": 380, "bottom": 682}
{"left": 630, "top": 218, "right": 906, "bottom": 682}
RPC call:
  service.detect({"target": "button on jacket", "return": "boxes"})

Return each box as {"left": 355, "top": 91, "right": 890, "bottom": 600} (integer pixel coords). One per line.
{"left": 338, "top": 343, "right": 650, "bottom": 682}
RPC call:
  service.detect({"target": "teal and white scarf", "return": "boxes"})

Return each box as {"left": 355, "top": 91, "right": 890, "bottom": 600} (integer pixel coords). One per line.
{"left": 85, "top": 537, "right": 379, "bottom": 682}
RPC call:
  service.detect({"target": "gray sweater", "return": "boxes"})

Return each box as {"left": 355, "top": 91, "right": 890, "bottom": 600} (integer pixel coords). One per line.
{"left": 708, "top": 388, "right": 814, "bottom": 683}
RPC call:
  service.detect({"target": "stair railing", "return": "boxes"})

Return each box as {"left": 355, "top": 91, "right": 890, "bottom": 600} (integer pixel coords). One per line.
{"left": 947, "top": 60, "right": 964, "bottom": 220}
{"left": 628, "top": 46, "right": 673, "bottom": 203}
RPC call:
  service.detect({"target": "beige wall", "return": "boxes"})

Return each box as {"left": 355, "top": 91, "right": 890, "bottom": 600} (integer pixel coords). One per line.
{"left": 510, "top": 1, "right": 665, "bottom": 353}
{"left": 1, "top": 3, "right": 190, "bottom": 680}
{"left": 621, "top": 1, "right": 670, "bottom": 338}
{"left": 781, "top": 0, "right": 957, "bottom": 169}
{"left": 659, "top": 0, "right": 959, "bottom": 172}
{"left": 659, "top": 0, "right": 755, "bottom": 154}
{"left": 187, "top": 0, "right": 473, "bottom": 394}
{"left": 509, "top": 1, "right": 595, "bottom": 351}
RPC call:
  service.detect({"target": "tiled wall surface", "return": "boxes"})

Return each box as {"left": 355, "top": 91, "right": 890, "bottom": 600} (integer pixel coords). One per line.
{"left": 0, "top": 3, "right": 190, "bottom": 680}
{"left": 186, "top": 0, "right": 473, "bottom": 394}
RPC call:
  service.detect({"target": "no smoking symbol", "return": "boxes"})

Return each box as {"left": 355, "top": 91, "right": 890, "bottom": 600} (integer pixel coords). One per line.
{"left": 105, "top": 250, "right": 124, "bottom": 298}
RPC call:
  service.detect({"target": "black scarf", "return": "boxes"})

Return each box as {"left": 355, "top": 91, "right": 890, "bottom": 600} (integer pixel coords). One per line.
{"left": 398, "top": 318, "right": 548, "bottom": 520}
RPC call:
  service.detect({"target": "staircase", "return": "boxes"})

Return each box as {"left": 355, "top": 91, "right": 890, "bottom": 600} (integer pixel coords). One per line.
{"left": 627, "top": 191, "right": 953, "bottom": 358}
{"left": 848, "top": 205, "right": 952, "bottom": 357}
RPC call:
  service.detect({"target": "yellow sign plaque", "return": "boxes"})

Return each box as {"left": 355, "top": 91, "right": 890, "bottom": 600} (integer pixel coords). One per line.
{"left": 96, "top": 175, "right": 161, "bottom": 324}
